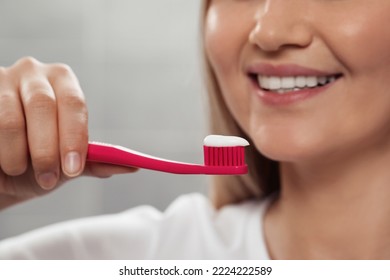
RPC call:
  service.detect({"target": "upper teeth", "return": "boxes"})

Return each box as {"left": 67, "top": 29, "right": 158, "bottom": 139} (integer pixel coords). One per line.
{"left": 258, "top": 75, "right": 337, "bottom": 92}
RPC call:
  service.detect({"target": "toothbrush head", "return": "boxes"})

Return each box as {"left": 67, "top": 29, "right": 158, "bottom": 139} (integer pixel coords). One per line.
{"left": 203, "top": 135, "right": 249, "bottom": 175}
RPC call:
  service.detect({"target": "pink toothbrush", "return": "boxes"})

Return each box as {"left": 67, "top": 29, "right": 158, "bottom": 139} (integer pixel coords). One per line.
{"left": 87, "top": 135, "right": 249, "bottom": 175}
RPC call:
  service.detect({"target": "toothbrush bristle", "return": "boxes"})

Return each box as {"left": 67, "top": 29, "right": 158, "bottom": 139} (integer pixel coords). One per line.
{"left": 203, "top": 146, "right": 246, "bottom": 167}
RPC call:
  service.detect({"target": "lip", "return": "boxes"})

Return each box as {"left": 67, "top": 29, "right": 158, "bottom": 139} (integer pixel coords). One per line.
{"left": 246, "top": 63, "right": 342, "bottom": 106}
{"left": 246, "top": 63, "right": 337, "bottom": 77}
{"left": 248, "top": 80, "right": 335, "bottom": 106}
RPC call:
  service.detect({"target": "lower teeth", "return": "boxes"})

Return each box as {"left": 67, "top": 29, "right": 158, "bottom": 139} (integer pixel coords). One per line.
{"left": 261, "top": 78, "right": 336, "bottom": 93}
{"left": 275, "top": 88, "right": 303, "bottom": 94}
{"left": 269, "top": 83, "right": 328, "bottom": 94}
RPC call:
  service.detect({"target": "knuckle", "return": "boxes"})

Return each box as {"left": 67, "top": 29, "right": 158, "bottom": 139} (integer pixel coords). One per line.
{"left": 17, "top": 56, "right": 41, "bottom": 70}
{"left": 51, "top": 63, "right": 74, "bottom": 77}
{"left": 63, "top": 133, "right": 88, "bottom": 151}
{"left": 61, "top": 122, "right": 89, "bottom": 151}
{"left": 31, "top": 152, "right": 58, "bottom": 171}
{"left": 0, "top": 93, "right": 25, "bottom": 133}
{"left": 60, "top": 91, "right": 88, "bottom": 126}
{"left": 25, "top": 89, "right": 56, "bottom": 112}
{"left": 0, "top": 115, "right": 25, "bottom": 134}
{"left": 66, "top": 126, "right": 89, "bottom": 149}
{"left": 62, "top": 92, "right": 86, "bottom": 110}
{"left": 25, "top": 79, "right": 51, "bottom": 93}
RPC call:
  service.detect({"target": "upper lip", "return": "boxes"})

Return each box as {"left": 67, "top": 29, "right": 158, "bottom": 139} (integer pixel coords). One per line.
{"left": 246, "top": 63, "right": 340, "bottom": 77}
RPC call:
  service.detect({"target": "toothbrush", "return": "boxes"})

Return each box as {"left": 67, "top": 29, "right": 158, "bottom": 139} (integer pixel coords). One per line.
{"left": 87, "top": 135, "right": 249, "bottom": 175}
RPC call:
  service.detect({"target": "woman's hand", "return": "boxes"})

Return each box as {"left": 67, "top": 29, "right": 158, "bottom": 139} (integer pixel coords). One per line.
{"left": 0, "top": 57, "right": 136, "bottom": 210}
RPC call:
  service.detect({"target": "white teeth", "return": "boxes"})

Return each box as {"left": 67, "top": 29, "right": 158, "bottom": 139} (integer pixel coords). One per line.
{"left": 261, "top": 78, "right": 270, "bottom": 90}
{"left": 306, "top": 76, "right": 317, "bottom": 88}
{"left": 257, "top": 75, "right": 338, "bottom": 93}
{"left": 295, "top": 76, "right": 306, "bottom": 88}
{"left": 269, "top": 77, "right": 281, "bottom": 90}
{"left": 281, "top": 77, "right": 295, "bottom": 89}
{"left": 318, "top": 76, "right": 327, "bottom": 85}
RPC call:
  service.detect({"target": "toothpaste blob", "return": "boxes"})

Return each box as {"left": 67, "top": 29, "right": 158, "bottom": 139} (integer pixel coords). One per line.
{"left": 203, "top": 135, "right": 249, "bottom": 147}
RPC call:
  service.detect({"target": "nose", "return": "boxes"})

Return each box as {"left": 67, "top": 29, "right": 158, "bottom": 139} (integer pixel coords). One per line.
{"left": 249, "top": 0, "right": 313, "bottom": 52}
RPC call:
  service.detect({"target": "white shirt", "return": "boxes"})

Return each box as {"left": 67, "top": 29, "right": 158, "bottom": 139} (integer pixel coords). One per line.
{"left": 0, "top": 193, "right": 271, "bottom": 259}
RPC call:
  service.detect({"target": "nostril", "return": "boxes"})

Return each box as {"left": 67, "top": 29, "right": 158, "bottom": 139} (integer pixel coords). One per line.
{"left": 248, "top": 16, "right": 313, "bottom": 52}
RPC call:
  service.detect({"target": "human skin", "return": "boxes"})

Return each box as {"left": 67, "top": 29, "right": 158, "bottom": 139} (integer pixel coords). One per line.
{"left": 0, "top": 58, "right": 136, "bottom": 210}
{"left": 205, "top": 0, "right": 390, "bottom": 259}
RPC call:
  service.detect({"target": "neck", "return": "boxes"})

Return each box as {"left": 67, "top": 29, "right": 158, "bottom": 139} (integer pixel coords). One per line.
{"left": 265, "top": 144, "right": 390, "bottom": 259}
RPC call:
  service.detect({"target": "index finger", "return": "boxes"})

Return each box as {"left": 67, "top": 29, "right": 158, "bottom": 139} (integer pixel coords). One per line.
{"left": 48, "top": 64, "right": 88, "bottom": 178}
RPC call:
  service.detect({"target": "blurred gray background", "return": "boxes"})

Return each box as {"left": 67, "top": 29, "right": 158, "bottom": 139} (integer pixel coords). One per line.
{"left": 0, "top": 0, "right": 208, "bottom": 239}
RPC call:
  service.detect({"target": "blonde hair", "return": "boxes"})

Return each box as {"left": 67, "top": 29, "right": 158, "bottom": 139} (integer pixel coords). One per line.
{"left": 201, "top": 0, "right": 280, "bottom": 209}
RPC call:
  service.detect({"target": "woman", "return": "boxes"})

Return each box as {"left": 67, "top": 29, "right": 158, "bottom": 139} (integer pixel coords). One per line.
{"left": 1, "top": 0, "right": 390, "bottom": 259}
{"left": 205, "top": 0, "right": 390, "bottom": 259}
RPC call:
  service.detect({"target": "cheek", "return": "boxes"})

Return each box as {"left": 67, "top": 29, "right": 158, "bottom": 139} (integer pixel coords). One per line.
{"left": 323, "top": 3, "right": 390, "bottom": 75}
{"left": 204, "top": 6, "right": 246, "bottom": 74}
{"left": 204, "top": 7, "right": 253, "bottom": 133}
{"left": 321, "top": 5, "right": 390, "bottom": 147}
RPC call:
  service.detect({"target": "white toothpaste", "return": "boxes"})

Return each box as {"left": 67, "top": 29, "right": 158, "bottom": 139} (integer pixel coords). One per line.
{"left": 203, "top": 135, "right": 250, "bottom": 147}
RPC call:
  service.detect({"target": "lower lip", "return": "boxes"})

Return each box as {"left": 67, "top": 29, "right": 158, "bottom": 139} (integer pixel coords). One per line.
{"left": 249, "top": 78, "right": 336, "bottom": 106}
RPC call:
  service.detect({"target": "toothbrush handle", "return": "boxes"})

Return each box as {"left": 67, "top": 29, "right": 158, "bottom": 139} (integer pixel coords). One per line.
{"left": 87, "top": 142, "right": 204, "bottom": 174}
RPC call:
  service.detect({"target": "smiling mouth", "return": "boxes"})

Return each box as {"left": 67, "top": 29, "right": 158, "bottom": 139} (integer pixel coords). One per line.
{"left": 250, "top": 74, "right": 343, "bottom": 94}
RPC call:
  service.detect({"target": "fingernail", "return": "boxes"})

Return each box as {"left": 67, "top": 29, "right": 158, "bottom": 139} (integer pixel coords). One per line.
{"left": 38, "top": 172, "right": 57, "bottom": 190}
{"left": 64, "top": 152, "right": 81, "bottom": 176}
